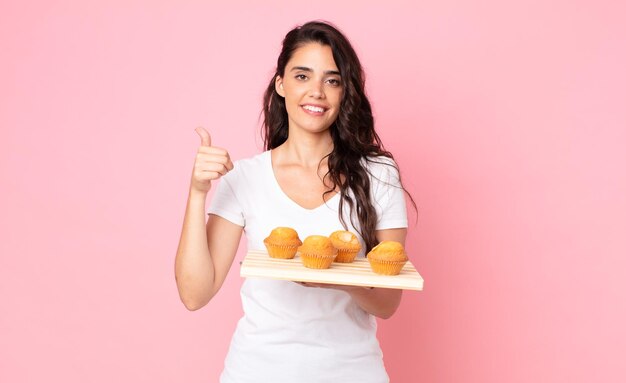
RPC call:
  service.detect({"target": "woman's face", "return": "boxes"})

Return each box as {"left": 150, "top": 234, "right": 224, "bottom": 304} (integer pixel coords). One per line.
{"left": 275, "top": 43, "right": 343, "bottom": 135}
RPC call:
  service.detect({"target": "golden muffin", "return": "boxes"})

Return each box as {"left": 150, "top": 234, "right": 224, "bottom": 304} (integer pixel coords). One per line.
{"left": 329, "top": 230, "right": 362, "bottom": 263}
{"left": 367, "top": 240, "right": 408, "bottom": 275}
{"left": 298, "top": 235, "right": 338, "bottom": 269}
{"left": 263, "top": 227, "right": 302, "bottom": 259}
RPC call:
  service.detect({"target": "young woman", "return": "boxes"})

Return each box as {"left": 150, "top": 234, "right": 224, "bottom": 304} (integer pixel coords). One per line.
{"left": 175, "top": 20, "right": 414, "bottom": 382}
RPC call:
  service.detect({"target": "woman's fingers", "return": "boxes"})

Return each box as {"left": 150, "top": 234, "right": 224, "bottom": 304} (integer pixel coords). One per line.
{"left": 198, "top": 161, "right": 230, "bottom": 176}
{"left": 196, "top": 153, "right": 230, "bottom": 164}
{"left": 190, "top": 127, "right": 233, "bottom": 193}
{"left": 196, "top": 146, "right": 234, "bottom": 170}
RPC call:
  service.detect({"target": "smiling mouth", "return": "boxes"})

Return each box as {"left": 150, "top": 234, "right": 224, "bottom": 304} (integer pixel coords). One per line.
{"left": 301, "top": 105, "right": 328, "bottom": 114}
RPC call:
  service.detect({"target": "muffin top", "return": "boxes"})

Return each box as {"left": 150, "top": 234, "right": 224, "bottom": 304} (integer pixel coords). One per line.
{"left": 367, "top": 240, "right": 407, "bottom": 261}
{"left": 264, "top": 227, "right": 302, "bottom": 246}
{"left": 298, "top": 235, "right": 337, "bottom": 256}
{"left": 329, "top": 230, "right": 362, "bottom": 251}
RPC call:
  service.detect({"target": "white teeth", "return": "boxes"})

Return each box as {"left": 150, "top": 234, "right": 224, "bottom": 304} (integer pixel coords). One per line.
{"left": 303, "top": 105, "right": 325, "bottom": 113}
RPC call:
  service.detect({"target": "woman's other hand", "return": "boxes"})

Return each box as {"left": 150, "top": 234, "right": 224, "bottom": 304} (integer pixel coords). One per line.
{"left": 191, "top": 127, "right": 234, "bottom": 194}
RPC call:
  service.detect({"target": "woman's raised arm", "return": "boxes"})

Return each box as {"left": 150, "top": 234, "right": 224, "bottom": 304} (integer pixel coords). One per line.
{"left": 174, "top": 127, "right": 242, "bottom": 311}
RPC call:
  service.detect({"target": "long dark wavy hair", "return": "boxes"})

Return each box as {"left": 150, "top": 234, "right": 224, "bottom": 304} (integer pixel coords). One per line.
{"left": 262, "top": 20, "right": 416, "bottom": 253}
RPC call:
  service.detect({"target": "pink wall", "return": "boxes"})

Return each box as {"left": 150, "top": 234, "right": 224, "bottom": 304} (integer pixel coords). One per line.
{"left": 1, "top": 1, "right": 624, "bottom": 382}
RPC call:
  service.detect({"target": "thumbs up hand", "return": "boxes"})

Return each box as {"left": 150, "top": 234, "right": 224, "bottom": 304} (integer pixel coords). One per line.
{"left": 190, "top": 127, "right": 234, "bottom": 194}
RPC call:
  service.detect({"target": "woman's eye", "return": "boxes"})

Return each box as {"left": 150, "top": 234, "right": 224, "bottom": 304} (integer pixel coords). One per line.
{"left": 327, "top": 79, "right": 341, "bottom": 86}
{"left": 295, "top": 74, "right": 307, "bottom": 80}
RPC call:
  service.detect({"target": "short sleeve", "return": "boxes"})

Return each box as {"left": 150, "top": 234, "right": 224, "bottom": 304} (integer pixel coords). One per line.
{"left": 207, "top": 174, "right": 245, "bottom": 227}
{"left": 371, "top": 158, "right": 408, "bottom": 230}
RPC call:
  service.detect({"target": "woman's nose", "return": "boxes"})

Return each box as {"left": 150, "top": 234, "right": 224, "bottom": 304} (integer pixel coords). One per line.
{"left": 308, "top": 80, "right": 325, "bottom": 98}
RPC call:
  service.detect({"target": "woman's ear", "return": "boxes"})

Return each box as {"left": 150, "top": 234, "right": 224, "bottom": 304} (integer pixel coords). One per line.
{"left": 275, "top": 76, "right": 285, "bottom": 97}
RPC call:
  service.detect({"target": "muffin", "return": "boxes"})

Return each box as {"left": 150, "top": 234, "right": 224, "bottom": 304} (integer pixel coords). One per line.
{"left": 367, "top": 241, "right": 408, "bottom": 275}
{"left": 329, "top": 230, "right": 362, "bottom": 263}
{"left": 298, "top": 235, "right": 338, "bottom": 269}
{"left": 263, "top": 227, "right": 302, "bottom": 259}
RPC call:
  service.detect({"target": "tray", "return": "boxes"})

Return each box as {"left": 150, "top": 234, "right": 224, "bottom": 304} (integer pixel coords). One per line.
{"left": 240, "top": 250, "right": 423, "bottom": 290}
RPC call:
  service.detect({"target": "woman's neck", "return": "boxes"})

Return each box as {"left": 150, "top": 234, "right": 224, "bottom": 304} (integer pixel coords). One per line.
{"left": 273, "top": 129, "right": 334, "bottom": 169}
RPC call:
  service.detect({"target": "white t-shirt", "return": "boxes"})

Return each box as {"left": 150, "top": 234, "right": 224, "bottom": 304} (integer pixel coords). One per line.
{"left": 208, "top": 150, "right": 408, "bottom": 383}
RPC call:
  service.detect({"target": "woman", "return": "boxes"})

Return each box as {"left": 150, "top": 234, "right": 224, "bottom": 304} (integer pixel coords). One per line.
{"left": 175, "top": 20, "right": 415, "bottom": 382}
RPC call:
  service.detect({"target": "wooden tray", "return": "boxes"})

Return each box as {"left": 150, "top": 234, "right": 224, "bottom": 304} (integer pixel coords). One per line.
{"left": 240, "top": 250, "right": 424, "bottom": 290}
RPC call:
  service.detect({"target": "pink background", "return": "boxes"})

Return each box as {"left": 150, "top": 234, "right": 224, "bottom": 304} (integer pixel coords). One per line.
{"left": 1, "top": 1, "right": 625, "bottom": 382}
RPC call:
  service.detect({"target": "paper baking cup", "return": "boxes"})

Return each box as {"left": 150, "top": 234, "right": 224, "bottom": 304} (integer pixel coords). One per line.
{"left": 299, "top": 252, "right": 337, "bottom": 269}
{"left": 263, "top": 240, "right": 300, "bottom": 259}
{"left": 368, "top": 258, "right": 407, "bottom": 275}
{"left": 334, "top": 249, "right": 359, "bottom": 263}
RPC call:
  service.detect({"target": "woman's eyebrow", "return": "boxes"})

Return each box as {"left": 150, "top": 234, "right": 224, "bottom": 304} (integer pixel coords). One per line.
{"left": 290, "top": 66, "right": 341, "bottom": 76}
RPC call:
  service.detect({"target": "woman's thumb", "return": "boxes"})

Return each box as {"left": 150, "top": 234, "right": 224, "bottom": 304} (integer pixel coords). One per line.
{"left": 195, "top": 126, "right": 211, "bottom": 147}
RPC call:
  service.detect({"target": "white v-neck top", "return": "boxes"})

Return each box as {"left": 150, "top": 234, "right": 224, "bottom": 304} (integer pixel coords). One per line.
{"left": 208, "top": 150, "right": 407, "bottom": 383}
